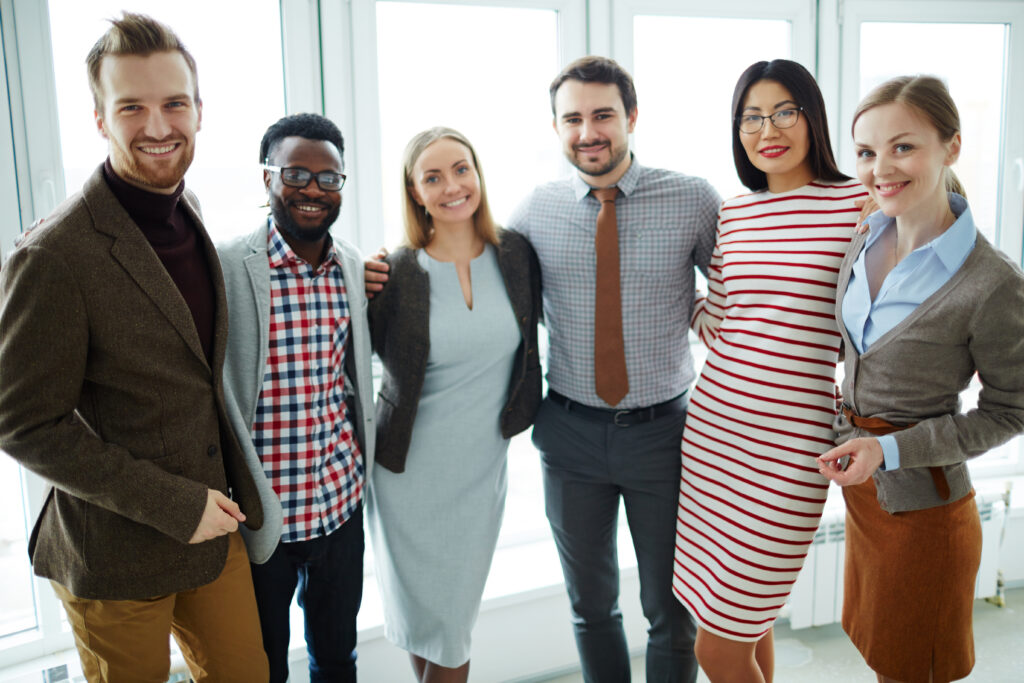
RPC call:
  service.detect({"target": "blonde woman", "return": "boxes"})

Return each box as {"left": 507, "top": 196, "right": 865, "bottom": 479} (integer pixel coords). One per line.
{"left": 819, "top": 76, "right": 1024, "bottom": 683}
{"left": 366, "top": 127, "right": 541, "bottom": 683}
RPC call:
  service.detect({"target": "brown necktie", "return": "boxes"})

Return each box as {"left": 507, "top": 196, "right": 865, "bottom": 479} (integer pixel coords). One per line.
{"left": 592, "top": 187, "right": 628, "bottom": 406}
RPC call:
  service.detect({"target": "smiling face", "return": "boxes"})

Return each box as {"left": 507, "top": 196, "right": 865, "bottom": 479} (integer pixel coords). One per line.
{"left": 265, "top": 136, "right": 343, "bottom": 255}
{"left": 738, "top": 79, "right": 813, "bottom": 193}
{"left": 553, "top": 80, "right": 637, "bottom": 187}
{"left": 95, "top": 51, "right": 201, "bottom": 194}
{"left": 853, "top": 101, "right": 960, "bottom": 222}
{"left": 408, "top": 137, "right": 481, "bottom": 231}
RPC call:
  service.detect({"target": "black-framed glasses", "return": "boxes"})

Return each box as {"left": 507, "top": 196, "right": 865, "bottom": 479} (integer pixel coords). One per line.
{"left": 263, "top": 165, "right": 347, "bottom": 191}
{"left": 736, "top": 107, "right": 804, "bottom": 134}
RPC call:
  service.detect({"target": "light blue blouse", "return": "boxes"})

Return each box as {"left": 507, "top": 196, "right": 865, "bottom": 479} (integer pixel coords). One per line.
{"left": 842, "top": 193, "right": 976, "bottom": 470}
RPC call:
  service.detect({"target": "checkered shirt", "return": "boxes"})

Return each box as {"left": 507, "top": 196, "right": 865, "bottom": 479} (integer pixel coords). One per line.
{"left": 252, "top": 222, "right": 364, "bottom": 543}
{"left": 507, "top": 157, "right": 720, "bottom": 409}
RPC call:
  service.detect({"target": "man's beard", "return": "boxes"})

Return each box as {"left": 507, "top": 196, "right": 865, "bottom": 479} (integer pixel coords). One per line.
{"left": 270, "top": 194, "right": 339, "bottom": 246}
{"left": 110, "top": 136, "right": 194, "bottom": 191}
{"left": 567, "top": 139, "right": 628, "bottom": 178}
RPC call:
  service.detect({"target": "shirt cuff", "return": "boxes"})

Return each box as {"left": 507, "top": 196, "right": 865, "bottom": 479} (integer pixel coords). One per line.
{"left": 877, "top": 434, "right": 900, "bottom": 471}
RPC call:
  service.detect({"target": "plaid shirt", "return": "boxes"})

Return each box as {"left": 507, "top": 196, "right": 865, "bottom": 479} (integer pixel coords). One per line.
{"left": 508, "top": 157, "right": 720, "bottom": 409}
{"left": 252, "top": 222, "right": 364, "bottom": 543}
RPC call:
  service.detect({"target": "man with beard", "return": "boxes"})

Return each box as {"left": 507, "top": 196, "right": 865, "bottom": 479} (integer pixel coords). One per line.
{"left": 507, "top": 56, "right": 719, "bottom": 682}
{"left": 218, "top": 112, "right": 375, "bottom": 683}
{"left": 0, "top": 13, "right": 268, "bottom": 682}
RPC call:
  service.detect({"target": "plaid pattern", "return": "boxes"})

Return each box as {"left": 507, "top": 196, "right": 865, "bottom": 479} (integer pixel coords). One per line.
{"left": 508, "top": 158, "right": 721, "bottom": 408}
{"left": 252, "top": 223, "right": 364, "bottom": 543}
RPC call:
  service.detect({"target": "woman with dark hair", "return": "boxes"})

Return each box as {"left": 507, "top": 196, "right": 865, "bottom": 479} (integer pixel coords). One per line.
{"left": 819, "top": 76, "right": 1024, "bottom": 683}
{"left": 366, "top": 127, "right": 542, "bottom": 683}
{"left": 673, "top": 59, "right": 867, "bottom": 681}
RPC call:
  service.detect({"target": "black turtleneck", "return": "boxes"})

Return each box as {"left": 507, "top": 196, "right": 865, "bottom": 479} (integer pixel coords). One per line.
{"left": 103, "top": 159, "right": 214, "bottom": 363}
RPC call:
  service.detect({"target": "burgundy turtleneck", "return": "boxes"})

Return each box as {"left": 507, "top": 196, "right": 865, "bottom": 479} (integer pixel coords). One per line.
{"left": 103, "top": 159, "right": 215, "bottom": 362}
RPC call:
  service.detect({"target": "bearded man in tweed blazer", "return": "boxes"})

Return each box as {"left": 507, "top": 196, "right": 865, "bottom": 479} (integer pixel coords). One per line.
{"left": 0, "top": 13, "right": 267, "bottom": 683}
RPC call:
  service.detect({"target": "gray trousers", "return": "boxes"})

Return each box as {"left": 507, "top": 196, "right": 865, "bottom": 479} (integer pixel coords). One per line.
{"left": 532, "top": 396, "right": 697, "bottom": 683}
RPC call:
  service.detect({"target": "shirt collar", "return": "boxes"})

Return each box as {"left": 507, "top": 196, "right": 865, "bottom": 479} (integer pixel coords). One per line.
{"left": 266, "top": 217, "right": 340, "bottom": 271}
{"left": 570, "top": 153, "right": 642, "bottom": 201}
{"left": 862, "top": 192, "right": 975, "bottom": 273}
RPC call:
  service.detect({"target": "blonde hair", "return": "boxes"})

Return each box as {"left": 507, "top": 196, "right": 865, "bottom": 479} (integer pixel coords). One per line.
{"left": 852, "top": 75, "right": 966, "bottom": 198}
{"left": 86, "top": 12, "right": 199, "bottom": 113}
{"left": 400, "top": 127, "right": 499, "bottom": 249}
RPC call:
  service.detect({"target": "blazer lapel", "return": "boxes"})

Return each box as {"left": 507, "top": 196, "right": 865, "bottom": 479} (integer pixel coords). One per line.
{"left": 835, "top": 230, "right": 868, "bottom": 355}
{"left": 183, "top": 192, "right": 223, "bottom": 376}
{"left": 83, "top": 168, "right": 209, "bottom": 370}
{"left": 496, "top": 234, "right": 531, "bottom": 343}
{"left": 243, "top": 226, "right": 272, "bottom": 371}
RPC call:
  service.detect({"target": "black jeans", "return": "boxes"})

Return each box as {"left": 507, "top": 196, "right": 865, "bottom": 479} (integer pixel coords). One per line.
{"left": 250, "top": 506, "right": 364, "bottom": 683}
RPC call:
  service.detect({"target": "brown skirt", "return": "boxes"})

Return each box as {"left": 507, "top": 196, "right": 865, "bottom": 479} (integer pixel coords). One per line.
{"left": 841, "top": 477, "right": 982, "bottom": 683}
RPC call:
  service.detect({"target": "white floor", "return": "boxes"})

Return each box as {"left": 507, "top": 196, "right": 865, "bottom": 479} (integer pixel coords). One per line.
{"left": 542, "top": 587, "right": 1024, "bottom": 683}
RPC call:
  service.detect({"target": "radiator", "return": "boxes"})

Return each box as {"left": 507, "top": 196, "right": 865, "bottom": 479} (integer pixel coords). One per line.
{"left": 786, "top": 489, "right": 1008, "bottom": 630}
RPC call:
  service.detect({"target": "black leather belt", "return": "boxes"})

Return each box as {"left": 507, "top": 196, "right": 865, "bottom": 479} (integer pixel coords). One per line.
{"left": 547, "top": 390, "right": 688, "bottom": 427}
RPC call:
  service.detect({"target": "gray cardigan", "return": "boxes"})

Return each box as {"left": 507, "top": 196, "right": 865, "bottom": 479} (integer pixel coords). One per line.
{"left": 834, "top": 225, "right": 1024, "bottom": 513}
{"left": 368, "top": 229, "right": 542, "bottom": 473}
{"left": 218, "top": 222, "right": 376, "bottom": 563}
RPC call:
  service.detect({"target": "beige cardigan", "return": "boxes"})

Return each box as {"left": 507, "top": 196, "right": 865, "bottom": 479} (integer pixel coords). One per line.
{"left": 834, "top": 219, "right": 1024, "bottom": 513}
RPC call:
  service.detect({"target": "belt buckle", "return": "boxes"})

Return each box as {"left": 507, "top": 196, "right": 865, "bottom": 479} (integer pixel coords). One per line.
{"left": 613, "top": 409, "right": 632, "bottom": 427}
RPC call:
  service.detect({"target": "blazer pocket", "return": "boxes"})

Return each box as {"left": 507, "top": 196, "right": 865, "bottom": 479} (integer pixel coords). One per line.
{"left": 83, "top": 503, "right": 184, "bottom": 579}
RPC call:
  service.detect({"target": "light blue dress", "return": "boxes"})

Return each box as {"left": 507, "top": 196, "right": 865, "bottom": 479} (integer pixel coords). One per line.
{"left": 367, "top": 245, "right": 519, "bottom": 667}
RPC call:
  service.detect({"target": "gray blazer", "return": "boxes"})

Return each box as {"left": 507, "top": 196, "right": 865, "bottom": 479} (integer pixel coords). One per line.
{"left": 0, "top": 165, "right": 262, "bottom": 600}
{"left": 834, "top": 225, "right": 1024, "bottom": 513}
{"left": 218, "top": 222, "right": 376, "bottom": 563}
{"left": 369, "top": 229, "right": 542, "bottom": 473}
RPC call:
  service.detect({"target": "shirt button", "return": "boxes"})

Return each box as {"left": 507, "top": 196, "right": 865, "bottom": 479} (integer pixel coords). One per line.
{"left": 207, "top": 445, "right": 218, "bottom": 457}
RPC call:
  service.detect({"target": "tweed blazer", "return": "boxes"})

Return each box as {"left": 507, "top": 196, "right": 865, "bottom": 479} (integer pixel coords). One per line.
{"left": 369, "top": 229, "right": 542, "bottom": 473}
{"left": 0, "top": 165, "right": 262, "bottom": 600}
{"left": 218, "top": 221, "right": 376, "bottom": 563}
{"left": 834, "top": 219, "right": 1024, "bottom": 513}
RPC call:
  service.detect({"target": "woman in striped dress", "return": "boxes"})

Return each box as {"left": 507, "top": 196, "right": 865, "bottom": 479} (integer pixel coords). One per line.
{"left": 673, "top": 59, "right": 867, "bottom": 682}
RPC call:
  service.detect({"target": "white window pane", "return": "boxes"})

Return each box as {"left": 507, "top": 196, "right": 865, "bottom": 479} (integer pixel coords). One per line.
{"left": 48, "top": 0, "right": 285, "bottom": 242}
{"left": 859, "top": 22, "right": 1006, "bottom": 243}
{"left": 0, "top": 456, "right": 36, "bottom": 639}
{"left": 374, "top": 1, "right": 563, "bottom": 249}
{"left": 633, "top": 16, "right": 792, "bottom": 200}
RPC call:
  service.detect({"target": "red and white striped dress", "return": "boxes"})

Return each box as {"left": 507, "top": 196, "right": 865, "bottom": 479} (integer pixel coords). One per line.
{"left": 673, "top": 180, "right": 867, "bottom": 641}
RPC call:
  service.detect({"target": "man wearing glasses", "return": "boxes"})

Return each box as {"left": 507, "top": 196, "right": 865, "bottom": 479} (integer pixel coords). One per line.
{"left": 218, "top": 113, "right": 375, "bottom": 683}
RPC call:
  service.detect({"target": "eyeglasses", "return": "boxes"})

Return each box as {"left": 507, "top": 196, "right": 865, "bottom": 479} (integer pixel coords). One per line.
{"left": 263, "top": 165, "right": 347, "bottom": 191}
{"left": 736, "top": 107, "right": 804, "bottom": 134}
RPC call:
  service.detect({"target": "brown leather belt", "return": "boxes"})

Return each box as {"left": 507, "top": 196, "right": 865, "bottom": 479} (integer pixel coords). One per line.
{"left": 842, "top": 404, "right": 950, "bottom": 500}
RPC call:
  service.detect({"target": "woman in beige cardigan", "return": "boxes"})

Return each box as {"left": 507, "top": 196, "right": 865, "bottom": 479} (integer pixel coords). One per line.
{"left": 818, "top": 76, "right": 1024, "bottom": 683}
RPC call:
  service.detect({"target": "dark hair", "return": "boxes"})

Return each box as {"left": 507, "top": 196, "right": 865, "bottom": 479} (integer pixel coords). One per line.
{"left": 853, "top": 75, "right": 965, "bottom": 197}
{"left": 87, "top": 12, "right": 199, "bottom": 113}
{"left": 731, "top": 59, "right": 849, "bottom": 191}
{"left": 259, "top": 113, "right": 345, "bottom": 165}
{"left": 549, "top": 55, "right": 637, "bottom": 116}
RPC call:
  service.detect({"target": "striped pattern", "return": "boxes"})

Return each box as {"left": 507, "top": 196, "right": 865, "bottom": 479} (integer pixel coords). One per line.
{"left": 674, "top": 180, "right": 868, "bottom": 641}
